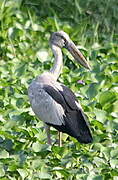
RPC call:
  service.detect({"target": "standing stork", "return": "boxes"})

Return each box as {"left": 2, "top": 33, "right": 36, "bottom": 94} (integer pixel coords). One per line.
{"left": 28, "top": 31, "right": 93, "bottom": 146}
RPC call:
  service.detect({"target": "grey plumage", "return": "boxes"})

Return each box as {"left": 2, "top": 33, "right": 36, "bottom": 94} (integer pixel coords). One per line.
{"left": 28, "top": 31, "right": 93, "bottom": 144}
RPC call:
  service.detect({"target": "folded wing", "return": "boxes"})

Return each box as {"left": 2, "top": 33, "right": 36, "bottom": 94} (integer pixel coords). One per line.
{"left": 43, "top": 83, "right": 93, "bottom": 144}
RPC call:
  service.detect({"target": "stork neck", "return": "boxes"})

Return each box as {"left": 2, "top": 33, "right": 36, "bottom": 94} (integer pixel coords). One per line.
{"left": 50, "top": 44, "right": 63, "bottom": 80}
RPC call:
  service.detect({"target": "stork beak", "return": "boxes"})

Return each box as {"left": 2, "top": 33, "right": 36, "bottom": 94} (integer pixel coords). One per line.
{"left": 66, "top": 41, "right": 91, "bottom": 70}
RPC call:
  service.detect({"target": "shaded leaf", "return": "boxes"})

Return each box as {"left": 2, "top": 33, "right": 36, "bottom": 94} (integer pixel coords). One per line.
{"left": 86, "top": 83, "right": 99, "bottom": 99}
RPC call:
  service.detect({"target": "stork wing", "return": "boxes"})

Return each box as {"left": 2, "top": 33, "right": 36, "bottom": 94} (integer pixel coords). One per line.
{"left": 28, "top": 83, "right": 65, "bottom": 126}
{"left": 43, "top": 83, "right": 93, "bottom": 144}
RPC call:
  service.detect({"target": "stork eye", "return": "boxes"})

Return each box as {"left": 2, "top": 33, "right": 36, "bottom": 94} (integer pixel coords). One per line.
{"left": 61, "top": 39, "right": 66, "bottom": 46}
{"left": 63, "top": 40, "right": 68, "bottom": 48}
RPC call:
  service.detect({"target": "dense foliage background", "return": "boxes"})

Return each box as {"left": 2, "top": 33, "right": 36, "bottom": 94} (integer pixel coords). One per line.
{"left": 0, "top": 0, "right": 118, "bottom": 179}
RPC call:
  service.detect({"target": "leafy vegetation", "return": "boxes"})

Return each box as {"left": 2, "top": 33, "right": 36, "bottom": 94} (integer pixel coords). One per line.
{"left": 0, "top": 0, "right": 118, "bottom": 179}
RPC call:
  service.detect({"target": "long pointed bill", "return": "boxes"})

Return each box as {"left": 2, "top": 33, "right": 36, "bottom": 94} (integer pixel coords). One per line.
{"left": 66, "top": 41, "right": 91, "bottom": 70}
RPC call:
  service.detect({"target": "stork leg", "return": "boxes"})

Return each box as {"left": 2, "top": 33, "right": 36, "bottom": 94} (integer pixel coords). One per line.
{"left": 59, "top": 131, "right": 62, "bottom": 147}
{"left": 45, "top": 124, "right": 51, "bottom": 145}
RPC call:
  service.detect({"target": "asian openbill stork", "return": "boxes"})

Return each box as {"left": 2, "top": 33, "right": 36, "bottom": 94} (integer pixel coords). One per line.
{"left": 28, "top": 31, "right": 93, "bottom": 146}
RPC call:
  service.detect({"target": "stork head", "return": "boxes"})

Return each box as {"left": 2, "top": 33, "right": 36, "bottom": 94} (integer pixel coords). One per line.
{"left": 50, "top": 31, "right": 90, "bottom": 69}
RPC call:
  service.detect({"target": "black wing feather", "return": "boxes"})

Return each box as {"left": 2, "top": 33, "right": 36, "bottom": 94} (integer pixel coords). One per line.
{"left": 43, "top": 85, "right": 68, "bottom": 110}
{"left": 60, "top": 84, "right": 78, "bottom": 110}
{"left": 43, "top": 84, "right": 93, "bottom": 144}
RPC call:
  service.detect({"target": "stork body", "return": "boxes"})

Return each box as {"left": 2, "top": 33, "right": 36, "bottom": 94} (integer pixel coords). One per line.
{"left": 28, "top": 31, "right": 93, "bottom": 145}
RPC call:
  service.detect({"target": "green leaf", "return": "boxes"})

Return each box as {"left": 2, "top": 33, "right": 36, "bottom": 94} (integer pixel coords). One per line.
{"left": 0, "top": 165, "right": 5, "bottom": 177}
{"left": 99, "top": 91, "right": 117, "bottom": 109}
{"left": 93, "top": 157, "right": 106, "bottom": 167}
{"left": 113, "top": 100, "right": 118, "bottom": 112}
{"left": 110, "top": 148, "right": 118, "bottom": 158}
{"left": 93, "top": 175, "right": 104, "bottom": 180}
{"left": 112, "top": 71, "right": 118, "bottom": 83}
{"left": 32, "top": 158, "right": 44, "bottom": 169}
{"left": 37, "top": 172, "right": 51, "bottom": 179}
{"left": 15, "top": 64, "right": 26, "bottom": 76}
{"left": 0, "top": 150, "right": 9, "bottom": 159}
{"left": 0, "top": 0, "right": 118, "bottom": 179}
{"left": 17, "top": 169, "right": 28, "bottom": 180}
{"left": 101, "top": 146, "right": 111, "bottom": 161}
{"left": 86, "top": 83, "right": 99, "bottom": 99}
{"left": 110, "top": 159, "right": 118, "bottom": 169}
{"left": 32, "top": 142, "right": 42, "bottom": 152}
{"left": 36, "top": 50, "right": 49, "bottom": 62}
{"left": 94, "top": 108, "right": 107, "bottom": 123}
